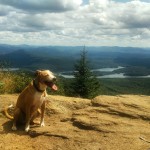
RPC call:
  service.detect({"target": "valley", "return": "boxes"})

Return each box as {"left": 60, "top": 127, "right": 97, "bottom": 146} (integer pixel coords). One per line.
{"left": 0, "top": 45, "right": 150, "bottom": 77}
{"left": 1, "top": 45, "right": 150, "bottom": 96}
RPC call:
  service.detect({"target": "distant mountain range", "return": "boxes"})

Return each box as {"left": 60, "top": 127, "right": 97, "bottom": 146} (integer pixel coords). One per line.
{"left": 0, "top": 44, "right": 150, "bottom": 75}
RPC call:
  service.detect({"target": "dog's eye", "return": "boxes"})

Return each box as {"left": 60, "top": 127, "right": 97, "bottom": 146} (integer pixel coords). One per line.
{"left": 44, "top": 74, "right": 49, "bottom": 77}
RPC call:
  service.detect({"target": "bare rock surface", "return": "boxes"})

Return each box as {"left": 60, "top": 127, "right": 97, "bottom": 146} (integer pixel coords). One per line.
{"left": 0, "top": 94, "right": 150, "bottom": 150}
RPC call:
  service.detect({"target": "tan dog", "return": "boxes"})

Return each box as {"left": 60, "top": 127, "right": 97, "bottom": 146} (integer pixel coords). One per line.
{"left": 12, "top": 70, "right": 57, "bottom": 132}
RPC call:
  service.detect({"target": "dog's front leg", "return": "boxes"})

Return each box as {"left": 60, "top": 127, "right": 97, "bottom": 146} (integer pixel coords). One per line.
{"left": 25, "top": 108, "right": 31, "bottom": 132}
{"left": 40, "top": 101, "right": 45, "bottom": 127}
{"left": 12, "top": 107, "right": 21, "bottom": 131}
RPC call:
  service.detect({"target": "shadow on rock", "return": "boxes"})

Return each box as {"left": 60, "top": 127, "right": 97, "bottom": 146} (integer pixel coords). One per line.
{"left": 1, "top": 120, "right": 41, "bottom": 137}
{"left": 1, "top": 120, "right": 27, "bottom": 135}
{"left": 2, "top": 120, "right": 13, "bottom": 132}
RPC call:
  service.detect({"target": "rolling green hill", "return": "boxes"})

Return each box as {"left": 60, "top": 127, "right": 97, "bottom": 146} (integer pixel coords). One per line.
{"left": 0, "top": 45, "right": 150, "bottom": 75}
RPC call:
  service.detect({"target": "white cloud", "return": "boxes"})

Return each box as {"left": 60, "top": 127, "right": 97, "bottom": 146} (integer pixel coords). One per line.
{"left": 0, "top": 5, "right": 15, "bottom": 16}
{"left": 0, "top": 0, "right": 82, "bottom": 12}
{"left": 90, "top": 0, "right": 110, "bottom": 8}
{"left": 0, "top": 0, "right": 150, "bottom": 47}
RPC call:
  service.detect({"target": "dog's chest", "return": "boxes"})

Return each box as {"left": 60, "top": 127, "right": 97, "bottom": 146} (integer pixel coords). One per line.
{"left": 33, "top": 93, "right": 46, "bottom": 107}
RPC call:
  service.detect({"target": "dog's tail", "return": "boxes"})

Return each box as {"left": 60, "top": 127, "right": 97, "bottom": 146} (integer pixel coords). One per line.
{"left": 4, "top": 104, "right": 14, "bottom": 120}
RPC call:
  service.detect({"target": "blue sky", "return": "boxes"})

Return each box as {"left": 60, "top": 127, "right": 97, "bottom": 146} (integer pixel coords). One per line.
{"left": 109, "top": 0, "right": 150, "bottom": 2}
{"left": 115, "top": 0, "right": 129, "bottom": 1}
{"left": 0, "top": 0, "right": 150, "bottom": 47}
{"left": 83, "top": 0, "right": 89, "bottom": 4}
{"left": 84, "top": 0, "right": 150, "bottom": 4}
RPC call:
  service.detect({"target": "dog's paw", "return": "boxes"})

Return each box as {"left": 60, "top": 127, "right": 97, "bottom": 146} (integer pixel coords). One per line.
{"left": 25, "top": 126, "right": 30, "bottom": 132}
{"left": 40, "top": 121, "right": 45, "bottom": 127}
{"left": 12, "top": 126, "right": 17, "bottom": 131}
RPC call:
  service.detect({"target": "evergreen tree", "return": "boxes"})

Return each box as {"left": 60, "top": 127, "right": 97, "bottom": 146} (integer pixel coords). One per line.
{"left": 72, "top": 47, "right": 100, "bottom": 99}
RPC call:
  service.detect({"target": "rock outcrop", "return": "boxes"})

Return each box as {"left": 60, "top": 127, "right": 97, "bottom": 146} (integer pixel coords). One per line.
{"left": 0, "top": 94, "right": 150, "bottom": 150}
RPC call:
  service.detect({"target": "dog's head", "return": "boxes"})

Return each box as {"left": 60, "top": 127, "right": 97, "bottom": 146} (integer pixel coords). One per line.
{"left": 36, "top": 70, "right": 57, "bottom": 91}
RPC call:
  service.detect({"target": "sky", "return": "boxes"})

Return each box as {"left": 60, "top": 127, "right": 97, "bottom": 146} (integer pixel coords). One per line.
{"left": 0, "top": 0, "right": 150, "bottom": 47}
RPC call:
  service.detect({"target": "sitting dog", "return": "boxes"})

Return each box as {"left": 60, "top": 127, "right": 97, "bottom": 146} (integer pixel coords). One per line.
{"left": 12, "top": 70, "right": 57, "bottom": 132}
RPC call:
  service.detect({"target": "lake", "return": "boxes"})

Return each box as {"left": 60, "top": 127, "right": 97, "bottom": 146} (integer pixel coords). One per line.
{"left": 92, "top": 66, "right": 124, "bottom": 72}
{"left": 1, "top": 67, "right": 150, "bottom": 79}
{"left": 0, "top": 68, "right": 19, "bottom": 71}
{"left": 59, "top": 66, "right": 150, "bottom": 78}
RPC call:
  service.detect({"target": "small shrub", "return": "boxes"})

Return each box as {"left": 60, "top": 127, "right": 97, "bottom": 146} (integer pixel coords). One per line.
{"left": 12, "top": 72, "right": 32, "bottom": 93}
{"left": 0, "top": 71, "right": 32, "bottom": 94}
{"left": 0, "top": 72, "right": 15, "bottom": 94}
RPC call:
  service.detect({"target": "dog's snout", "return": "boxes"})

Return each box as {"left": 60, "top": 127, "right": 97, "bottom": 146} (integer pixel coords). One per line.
{"left": 53, "top": 77, "right": 56, "bottom": 82}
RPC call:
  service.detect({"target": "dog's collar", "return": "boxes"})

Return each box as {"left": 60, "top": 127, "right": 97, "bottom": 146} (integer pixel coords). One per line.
{"left": 33, "top": 79, "right": 45, "bottom": 93}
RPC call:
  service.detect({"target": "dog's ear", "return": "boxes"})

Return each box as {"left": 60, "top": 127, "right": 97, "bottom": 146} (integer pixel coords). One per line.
{"left": 35, "top": 70, "right": 41, "bottom": 76}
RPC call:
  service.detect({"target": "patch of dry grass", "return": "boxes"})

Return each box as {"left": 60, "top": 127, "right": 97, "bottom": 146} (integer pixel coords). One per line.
{"left": 0, "top": 72, "right": 16, "bottom": 93}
